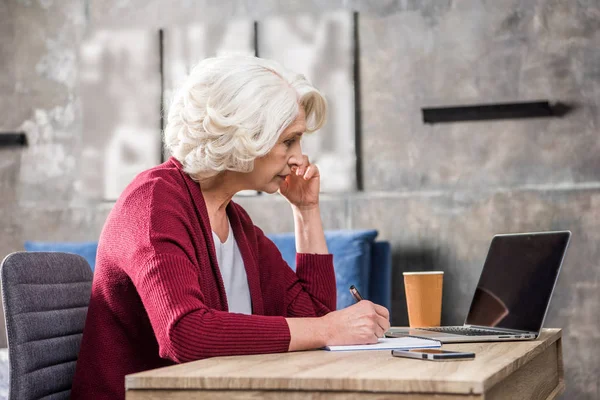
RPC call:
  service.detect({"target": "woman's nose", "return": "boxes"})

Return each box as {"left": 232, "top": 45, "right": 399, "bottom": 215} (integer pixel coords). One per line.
{"left": 288, "top": 155, "right": 301, "bottom": 167}
{"left": 287, "top": 143, "right": 303, "bottom": 167}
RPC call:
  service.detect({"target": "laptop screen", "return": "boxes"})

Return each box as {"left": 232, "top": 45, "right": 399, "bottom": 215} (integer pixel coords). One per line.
{"left": 465, "top": 231, "right": 570, "bottom": 332}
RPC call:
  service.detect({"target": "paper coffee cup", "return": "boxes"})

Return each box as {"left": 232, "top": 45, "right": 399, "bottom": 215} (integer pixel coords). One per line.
{"left": 403, "top": 271, "right": 443, "bottom": 327}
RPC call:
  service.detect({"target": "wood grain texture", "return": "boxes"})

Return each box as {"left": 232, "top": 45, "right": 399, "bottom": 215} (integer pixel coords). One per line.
{"left": 125, "top": 390, "right": 482, "bottom": 400}
{"left": 486, "top": 341, "right": 560, "bottom": 400}
{"left": 126, "top": 329, "right": 561, "bottom": 397}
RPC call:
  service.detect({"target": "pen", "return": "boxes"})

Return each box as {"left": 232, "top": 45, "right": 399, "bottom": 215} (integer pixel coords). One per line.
{"left": 349, "top": 285, "right": 364, "bottom": 302}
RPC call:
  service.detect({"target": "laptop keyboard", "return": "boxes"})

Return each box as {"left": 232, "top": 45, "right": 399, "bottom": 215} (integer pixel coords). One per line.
{"left": 420, "top": 327, "right": 512, "bottom": 336}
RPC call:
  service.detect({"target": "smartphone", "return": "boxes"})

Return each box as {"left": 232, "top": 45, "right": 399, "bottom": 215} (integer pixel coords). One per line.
{"left": 391, "top": 348, "right": 475, "bottom": 361}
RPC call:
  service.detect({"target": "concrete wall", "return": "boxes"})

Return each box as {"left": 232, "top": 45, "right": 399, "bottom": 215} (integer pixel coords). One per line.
{"left": 0, "top": 1, "right": 599, "bottom": 398}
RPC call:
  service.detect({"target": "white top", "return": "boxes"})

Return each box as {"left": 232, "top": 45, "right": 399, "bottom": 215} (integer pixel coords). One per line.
{"left": 212, "top": 220, "right": 252, "bottom": 314}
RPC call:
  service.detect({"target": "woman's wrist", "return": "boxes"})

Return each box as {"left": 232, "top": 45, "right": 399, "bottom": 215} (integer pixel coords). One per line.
{"left": 291, "top": 203, "right": 319, "bottom": 215}
{"left": 286, "top": 316, "right": 332, "bottom": 351}
{"left": 317, "top": 314, "right": 333, "bottom": 346}
{"left": 292, "top": 206, "right": 328, "bottom": 254}
{"left": 292, "top": 205, "right": 321, "bottom": 231}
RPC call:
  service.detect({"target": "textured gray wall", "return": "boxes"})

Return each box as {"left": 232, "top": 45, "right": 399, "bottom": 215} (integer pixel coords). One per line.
{"left": 355, "top": 4, "right": 600, "bottom": 399}
{"left": 360, "top": 1, "right": 600, "bottom": 191}
{"left": 1, "top": 0, "right": 599, "bottom": 398}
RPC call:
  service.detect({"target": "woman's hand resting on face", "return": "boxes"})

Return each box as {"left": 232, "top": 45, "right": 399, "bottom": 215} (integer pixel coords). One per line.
{"left": 321, "top": 301, "right": 391, "bottom": 346}
{"left": 279, "top": 155, "right": 320, "bottom": 211}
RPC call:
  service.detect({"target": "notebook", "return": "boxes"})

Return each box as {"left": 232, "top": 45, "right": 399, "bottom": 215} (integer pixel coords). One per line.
{"left": 324, "top": 336, "right": 441, "bottom": 351}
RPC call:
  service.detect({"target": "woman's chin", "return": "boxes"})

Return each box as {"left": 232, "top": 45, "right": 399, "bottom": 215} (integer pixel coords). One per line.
{"left": 262, "top": 185, "right": 280, "bottom": 194}
{"left": 260, "top": 180, "right": 283, "bottom": 194}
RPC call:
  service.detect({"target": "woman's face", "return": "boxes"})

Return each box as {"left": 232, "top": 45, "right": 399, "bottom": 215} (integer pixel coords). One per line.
{"left": 248, "top": 107, "right": 306, "bottom": 194}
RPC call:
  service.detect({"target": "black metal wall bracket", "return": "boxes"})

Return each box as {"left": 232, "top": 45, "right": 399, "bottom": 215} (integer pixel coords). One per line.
{"left": 422, "top": 101, "right": 571, "bottom": 124}
{"left": 0, "top": 132, "right": 27, "bottom": 147}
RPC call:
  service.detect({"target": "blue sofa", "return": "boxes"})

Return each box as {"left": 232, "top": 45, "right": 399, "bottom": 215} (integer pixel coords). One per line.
{"left": 267, "top": 230, "right": 391, "bottom": 310}
{"left": 24, "top": 230, "right": 391, "bottom": 310}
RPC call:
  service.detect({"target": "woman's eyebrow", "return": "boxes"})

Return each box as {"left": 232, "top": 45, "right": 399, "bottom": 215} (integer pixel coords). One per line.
{"left": 284, "top": 132, "right": 303, "bottom": 139}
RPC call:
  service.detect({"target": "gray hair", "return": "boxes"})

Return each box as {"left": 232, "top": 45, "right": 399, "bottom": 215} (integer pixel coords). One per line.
{"left": 163, "top": 55, "right": 327, "bottom": 179}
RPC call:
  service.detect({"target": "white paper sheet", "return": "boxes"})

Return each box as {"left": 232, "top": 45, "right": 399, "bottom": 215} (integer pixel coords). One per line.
{"left": 324, "top": 336, "right": 441, "bottom": 351}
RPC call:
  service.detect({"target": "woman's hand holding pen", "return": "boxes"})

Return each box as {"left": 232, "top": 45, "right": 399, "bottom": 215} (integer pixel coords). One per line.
{"left": 286, "top": 286, "right": 389, "bottom": 351}
{"left": 321, "top": 301, "right": 391, "bottom": 346}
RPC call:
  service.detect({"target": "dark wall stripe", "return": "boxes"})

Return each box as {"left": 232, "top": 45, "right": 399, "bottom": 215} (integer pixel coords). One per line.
{"left": 422, "top": 101, "right": 571, "bottom": 124}
{"left": 159, "top": 28, "right": 166, "bottom": 163}
{"left": 254, "top": 21, "right": 260, "bottom": 58}
{"left": 353, "top": 12, "right": 363, "bottom": 191}
{"left": 0, "top": 132, "right": 27, "bottom": 147}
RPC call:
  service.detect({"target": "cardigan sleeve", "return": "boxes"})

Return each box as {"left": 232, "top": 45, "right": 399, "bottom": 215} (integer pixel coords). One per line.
{"left": 254, "top": 226, "right": 337, "bottom": 316}
{"left": 133, "top": 253, "right": 291, "bottom": 363}
{"left": 121, "top": 178, "right": 291, "bottom": 363}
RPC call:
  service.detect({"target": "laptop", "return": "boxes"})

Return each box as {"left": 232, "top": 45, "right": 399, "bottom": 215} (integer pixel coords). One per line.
{"left": 388, "top": 230, "right": 571, "bottom": 343}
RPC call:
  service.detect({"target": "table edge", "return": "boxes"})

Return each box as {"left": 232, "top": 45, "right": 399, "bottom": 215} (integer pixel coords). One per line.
{"left": 126, "top": 328, "right": 562, "bottom": 395}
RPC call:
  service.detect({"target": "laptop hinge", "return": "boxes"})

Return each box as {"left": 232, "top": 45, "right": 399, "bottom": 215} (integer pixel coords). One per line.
{"left": 465, "top": 325, "right": 537, "bottom": 335}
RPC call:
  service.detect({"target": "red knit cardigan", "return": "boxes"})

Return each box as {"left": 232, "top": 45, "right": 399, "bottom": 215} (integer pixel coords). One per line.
{"left": 71, "top": 158, "right": 336, "bottom": 400}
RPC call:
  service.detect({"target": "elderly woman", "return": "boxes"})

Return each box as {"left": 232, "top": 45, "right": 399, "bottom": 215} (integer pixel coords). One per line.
{"left": 71, "top": 55, "right": 390, "bottom": 399}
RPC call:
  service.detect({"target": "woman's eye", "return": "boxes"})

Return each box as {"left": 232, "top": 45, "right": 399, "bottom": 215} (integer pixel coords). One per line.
{"left": 284, "top": 139, "right": 294, "bottom": 147}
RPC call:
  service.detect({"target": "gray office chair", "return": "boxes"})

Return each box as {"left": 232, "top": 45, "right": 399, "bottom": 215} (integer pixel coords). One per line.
{"left": 1, "top": 252, "right": 93, "bottom": 400}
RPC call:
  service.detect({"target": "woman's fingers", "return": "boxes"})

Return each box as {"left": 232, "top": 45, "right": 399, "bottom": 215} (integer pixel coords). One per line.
{"left": 360, "top": 300, "right": 389, "bottom": 320}
{"left": 303, "top": 164, "right": 320, "bottom": 180}
{"left": 296, "top": 155, "right": 311, "bottom": 176}
{"left": 375, "top": 324, "right": 385, "bottom": 338}
{"left": 376, "top": 314, "right": 391, "bottom": 334}
{"left": 362, "top": 301, "right": 389, "bottom": 337}
{"left": 373, "top": 304, "right": 390, "bottom": 320}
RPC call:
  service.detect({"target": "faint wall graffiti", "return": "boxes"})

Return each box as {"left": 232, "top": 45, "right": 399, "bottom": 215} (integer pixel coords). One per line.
{"left": 79, "top": 29, "right": 162, "bottom": 200}
{"left": 163, "top": 19, "right": 255, "bottom": 99}
{"left": 78, "top": 12, "right": 356, "bottom": 200}
{"left": 162, "top": 20, "right": 255, "bottom": 176}
{"left": 258, "top": 12, "right": 356, "bottom": 192}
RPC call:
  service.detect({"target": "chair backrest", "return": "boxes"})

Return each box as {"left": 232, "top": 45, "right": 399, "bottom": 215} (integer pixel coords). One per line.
{"left": 1, "top": 252, "right": 93, "bottom": 400}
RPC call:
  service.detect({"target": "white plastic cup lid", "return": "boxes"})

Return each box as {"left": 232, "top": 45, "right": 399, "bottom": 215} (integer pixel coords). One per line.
{"left": 402, "top": 271, "right": 444, "bottom": 275}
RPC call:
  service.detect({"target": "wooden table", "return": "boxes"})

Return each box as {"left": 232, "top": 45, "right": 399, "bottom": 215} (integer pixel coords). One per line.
{"left": 126, "top": 328, "right": 563, "bottom": 399}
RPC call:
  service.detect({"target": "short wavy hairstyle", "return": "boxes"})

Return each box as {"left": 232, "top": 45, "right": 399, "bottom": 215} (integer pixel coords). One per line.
{"left": 163, "top": 55, "right": 327, "bottom": 180}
